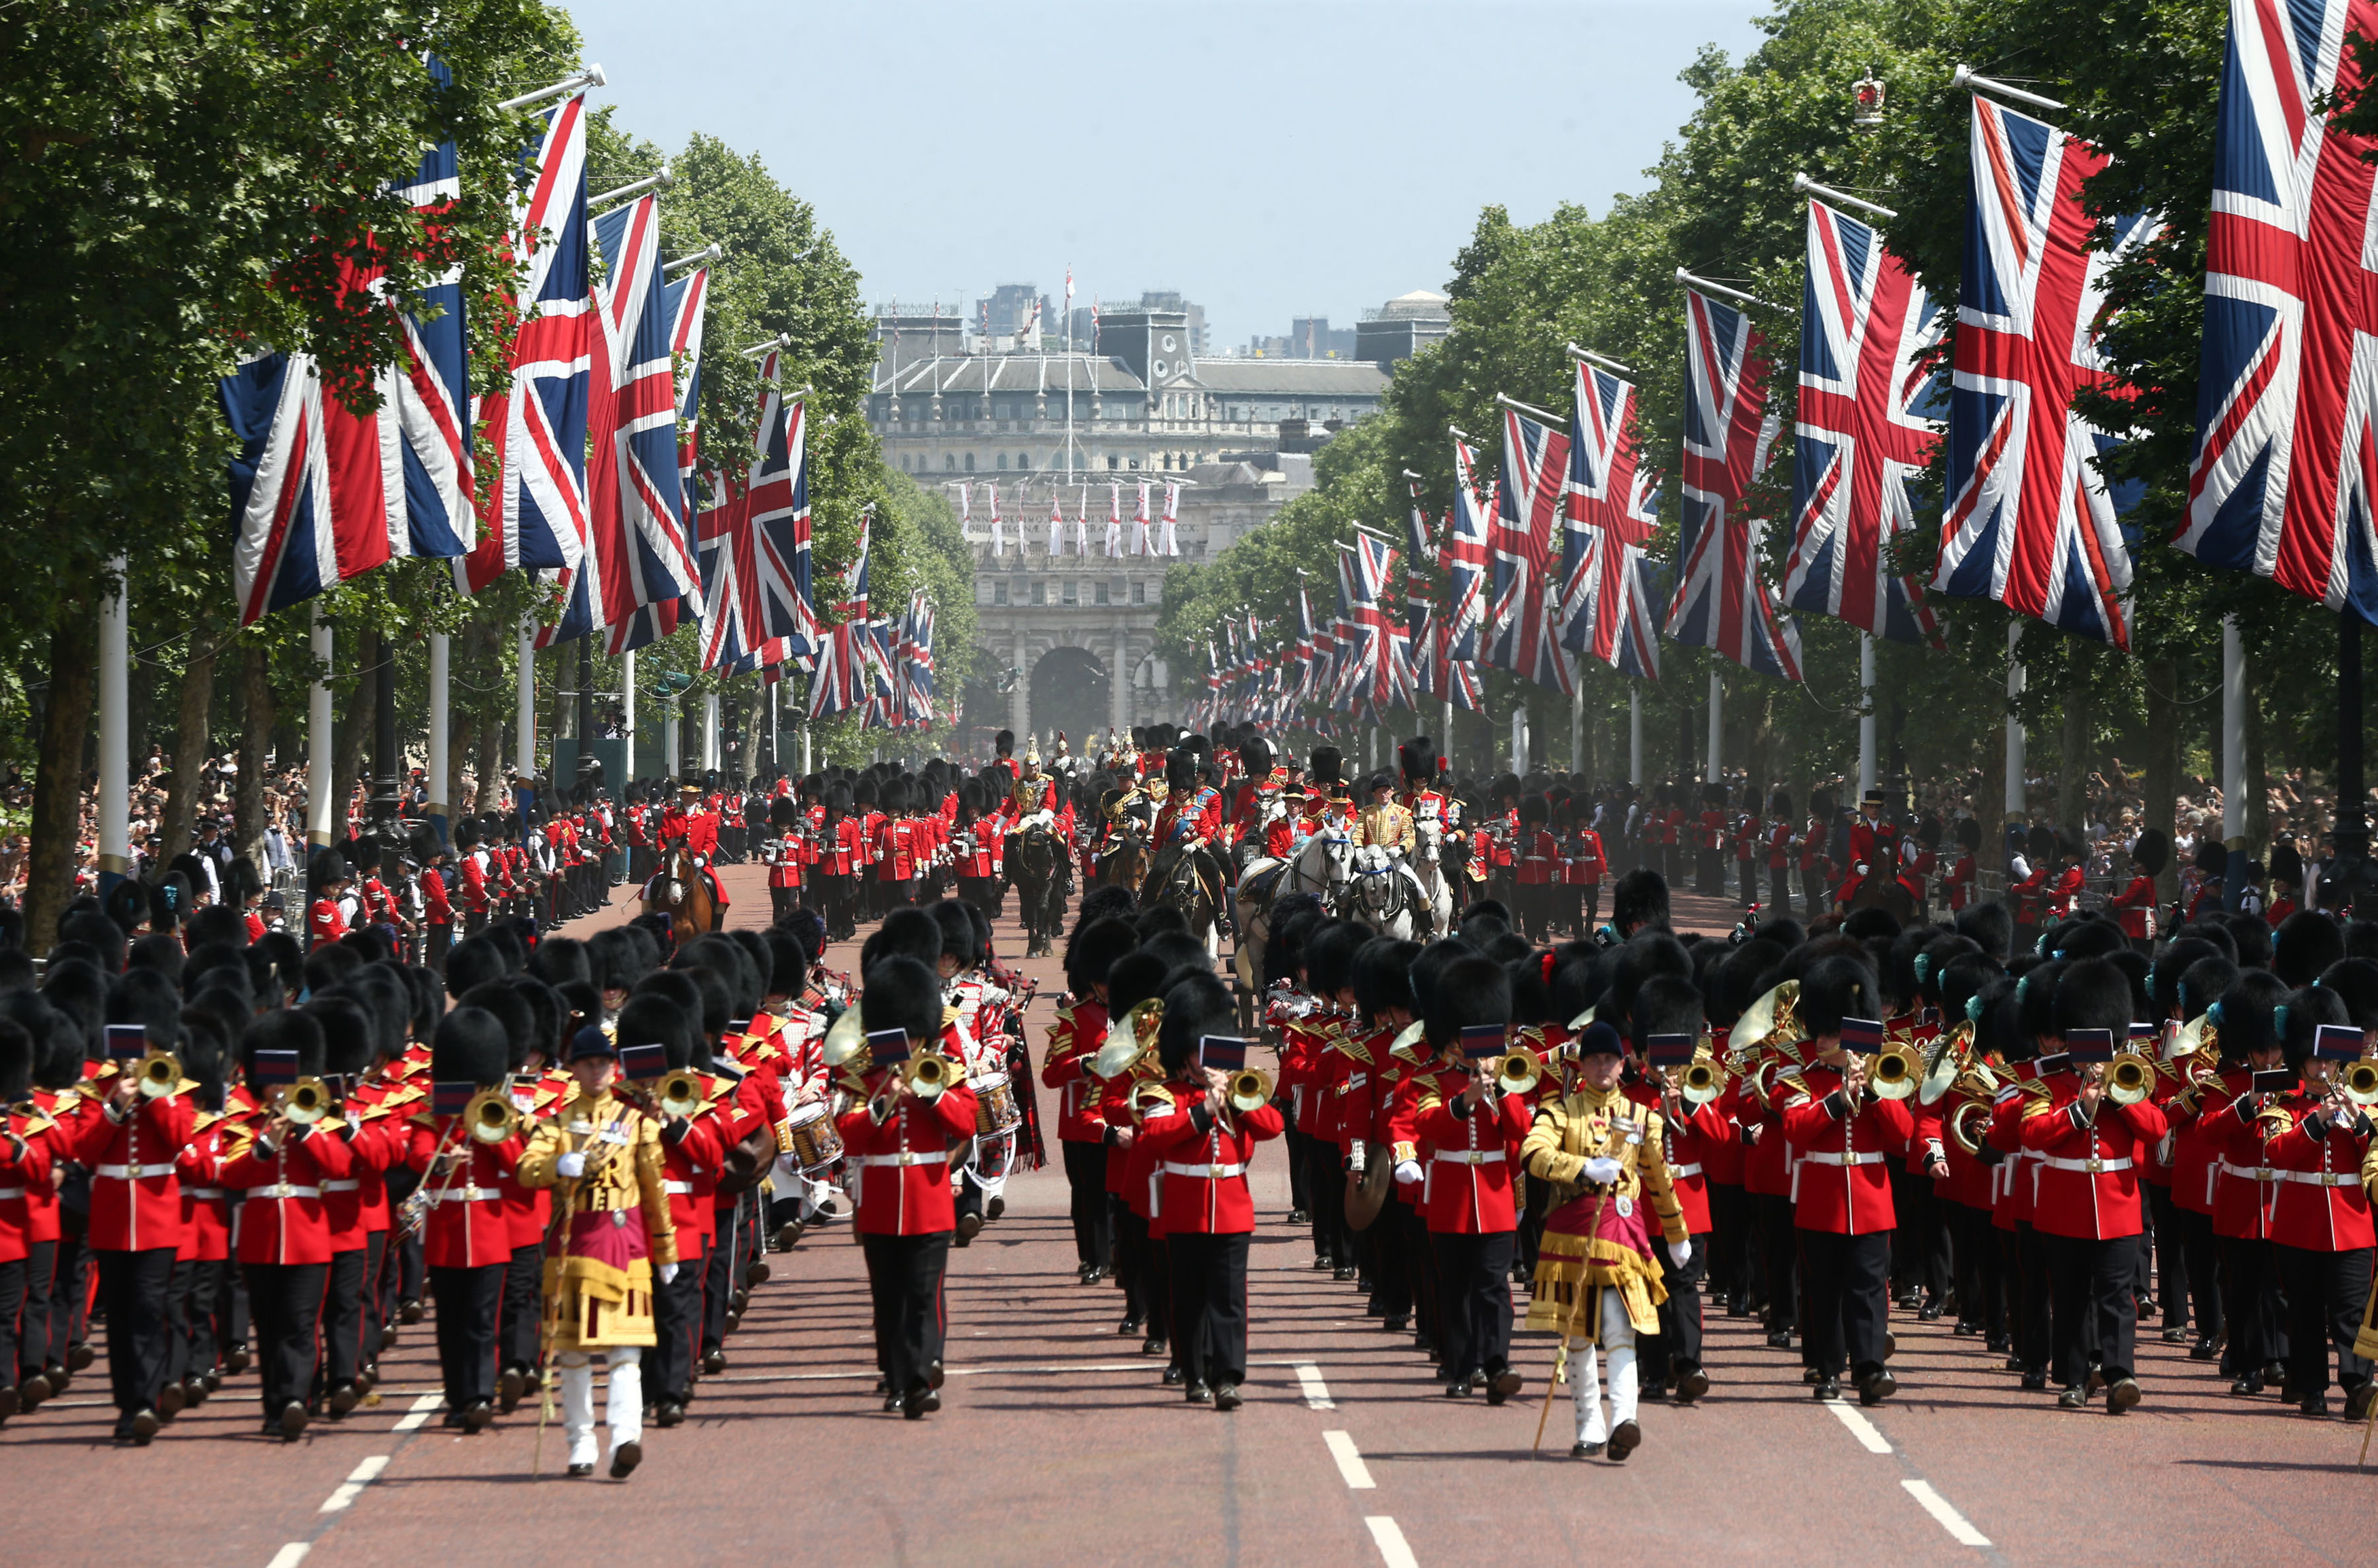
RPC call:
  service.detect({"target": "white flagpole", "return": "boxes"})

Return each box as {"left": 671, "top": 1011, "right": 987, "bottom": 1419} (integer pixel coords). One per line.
{"left": 98, "top": 555, "right": 130, "bottom": 884}
{"left": 1570, "top": 654, "right": 1585, "bottom": 772}
{"left": 1706, "top": 669, "right": 1722, "bottom": 784}
{"left": 2004, "top": 622, "right": 2026, "bottom": 828}
{"left": 427, "top": 630, "right": 451, "bottom": 847}
{"left": 308, "top": 609, "right": 336, "bottom": 846}
{"left": 515, "top": 622, "right": 537, "bottom": 802}
{"left": 1629, "top": 684, "right": 1643, "bottom": 787}
{"left": 1858, "top": 631, "right": 1877, "bottom": 796}
{"left": 621, "top": 648, "right": 637, "bottom": 783}
{"left": 2222, "top": 616, "right": 2247, "bottom": 906}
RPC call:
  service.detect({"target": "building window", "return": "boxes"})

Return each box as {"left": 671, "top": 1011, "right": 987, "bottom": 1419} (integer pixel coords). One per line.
{"left": 1061, "top": 581, "right": 1078, "bottom": 606}
{"left": 1095, "top": 582, "right": 1110, "bottom": 605}
{"left": 944, "top": 453, "right": 956, "bottom": 471}
{"left": 974, "top": 579, "right": 992, "bottom": 606}
{"left": 1031, "top": 581, "right": 1048, "bottom": 606}
{"left": 1131, "top": 581, "right": 1146, "bottom": 605}
{"left": 992, "top": 581, "right": 1008, "bottom": 605}
{"left": 1018, "top": 452, "right": 1030, "bottom": 470}
{"left": 1107, "top": 455, "right": 1120, "bottom": 470}
{"left": 963, "top": 452, "right": 975, "bottom": 472}
{"left": 996, "top": 452, "right": 1008, "bottom": 471}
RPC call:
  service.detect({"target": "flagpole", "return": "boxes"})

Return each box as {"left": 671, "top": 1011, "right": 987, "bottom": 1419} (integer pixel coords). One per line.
{"left": 308, "top": 609, "right": 336, "bottom": 847}
{"left": 427, "top": 630, "right": 450, "bottom": 850}
{"left": 97, "top": 555, "right": 129, "bottom": 892}
{"left": 1858, "top": 631, "right": 1877, "bottom": 797}
{"left": 620, "top": 649, "right": 636, "bottom": 784}
{"left": 770, "top": 679, "right": 780, "bottom": 776}
{"left": 515, "top": 622, "right": 537, "bottom": 813}
{"left": 1570, "top": 655, "right": 1585, "bottom": 772}
{"left": 664, "top": 700, "right": 680, "bottom": 779}
{"left": 1629, "top": 684, "right": 1643, "bottom": 787}
{"left": 1706, "top": 669, "right": 1722, "bottom": 785}
{"left": 703, "top": 691, "right": 721, "bottom": 774}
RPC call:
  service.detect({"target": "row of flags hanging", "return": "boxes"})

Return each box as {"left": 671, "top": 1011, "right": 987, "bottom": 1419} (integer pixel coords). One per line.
{"left": 961, "top": 480, "right": 1182, "bottom": 558}
{"left": 215, "top": 68, "right": 931, "bottom": 728}
{"left": 1196, "top": 1, "right": 2376, "bottom": 734}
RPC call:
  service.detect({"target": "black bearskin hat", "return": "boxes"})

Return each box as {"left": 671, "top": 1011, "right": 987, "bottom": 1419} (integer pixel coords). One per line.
{"left": 2130, "top": 827, "right": 2170, "bottom": 877}
{"left": 430, "top": 1005, "right": 511, "bottom": 1086}
{"left": 1398, "top": 736, "right": 1435, "bottom": 785}
{"left": 1423, "top": 953, "right": 1510, "bottom": 1054}
{"left": 1309, "top": 747, "right": 1343, "bottom": 786}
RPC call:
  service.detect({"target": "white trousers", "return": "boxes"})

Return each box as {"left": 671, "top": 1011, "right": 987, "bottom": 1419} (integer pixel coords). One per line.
{"left": 557, "top": 1347, "right": 643, "bottom": 1467}
{"left": 1567, "top": 1289, "right": 1637, "bottom": 1444}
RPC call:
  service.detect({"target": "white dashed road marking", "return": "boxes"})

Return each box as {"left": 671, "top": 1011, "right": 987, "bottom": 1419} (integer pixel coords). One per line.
{"left": 1365, "top": 1516, "right": 1419, "bottom": 1568}
{"left": 1820, "top": 1395, "right": 1894, "bottom": 1453}
{"left": 1296, "top": 1361, "right": 1334, "bottom": 1410}
{"left": 318, "top": 1455, "right": 391, "bottom": 1513}
{"left": 391, "top": 1393, "right": 442, "bottom": 1431}
{"left": 1902, "top": 1479, "right": 1993, "bottom": 1547}
{"left": 1324, "top": 1429, "right": 1375, "bottom": 1489}
{"left": 265, "top": 1546, "right": 310, "bottom": 1568}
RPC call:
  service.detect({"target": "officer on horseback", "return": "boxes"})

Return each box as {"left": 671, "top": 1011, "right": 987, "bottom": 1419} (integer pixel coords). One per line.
{"left": 1147, "top": 741, "right": 1226, "bottom": 925}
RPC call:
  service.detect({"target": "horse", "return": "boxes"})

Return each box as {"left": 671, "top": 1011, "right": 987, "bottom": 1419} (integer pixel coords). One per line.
{"left": 1347, "top": 830, "right": 1451, "bottom": 942}
{"left": 1845, "top": 863, "right": 1916, "bottom": 924}
{"left": 1230, "top": 826, "right": 1353, "bottom": 992}
{"left": 1407, "top": 817, "right": 1458, "bottom": 936}
{"left": 1143, "top": 842, "right": 1224, "bottom": 959}
{"left": 645, "top": 842, "right": 718, "bottom": 935}
{"left": 1006, "top": 813, "right": 1067, "bottom": 957}
{"left": 1095, "top": 830, "right": 1150, "bottom": 895}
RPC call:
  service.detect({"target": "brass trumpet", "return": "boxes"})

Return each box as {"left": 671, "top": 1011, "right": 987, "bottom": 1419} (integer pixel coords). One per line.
{"left": 1494, "top": 1047, "right": 1544, "bottom": 1097}
{"left": 1228, "top": 1067, "right": 1274, "bottom": 1113}
{"left": 658, "top": 1071, "right": 704, "bottom": 1120}
{"left": 135, "top": 1049, "right": 181, "bottom": 1099}
{"left": 1680, "top": 1057, "right": 1724, "bottom": 1107}
{"left": 1870, "top": 1045, "right": 1919, "bottom": 1101}
{"left": 461, "top": 1089, "right": 519, "bottom": 1145}
{"left": 2106, "top": 1052, "right": 2156, "bottom": 1107}
{"left": 2343, "top": 1059, "right": 2378, "bottom": 1108}
{"left": 281, "top": 1076, "right": 333, "bottom": 1124}
{"left": 904, "top": 1054, "right": 956, "bottom": 1101}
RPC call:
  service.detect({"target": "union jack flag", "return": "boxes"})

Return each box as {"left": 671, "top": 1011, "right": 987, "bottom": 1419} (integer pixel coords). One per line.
{"left": 604, "top": 262, "right": 712, "bottom": 657}
{"left": 1291, "top": 581, "right": 1320, "bottom": 708}
{"left": 694, "top": 482, "right": 750, "bottom": 672}
{"left": 898, "top": 590, "right": 937, "bottom": 726}
{"left": 1486, "top": 407, "right": 1570, "bottom": 683}
{"left": 1783, "top": 200, "right": 1945, "bottom": 648}
{"left": 222, "top": 60, "right": 479, "bottom": 626}
{"left": 838, "top": 506, "right": 871, "bottom": 620}
{"left": 2180, "top": 0, "right": 2378, "bottom": 618}
{"left": 1664, "top": 288, "right": 1803, "bottom": 680}
{"left": 1930, "top": 96, "right": 2156, "bottom": 647}
{"left": 805, "top": 621, "right": 862, "bottom": 719}
{"left": 1558, "top": 360, "right": 1658, "bottom": 658}
{"left": 1567, "top": 531, "right": 1665, "bottom": 680}
{"left": 747, "top": 349, "right": 820, "bottom": 658}
{"left": 1444, "top": 436, "right": 1494, "bottom": 660}
{"left": 456, "top": 90, "right": 590, "bottom": 595}
{"left": 1406, "top": 471, "right": 1440, "bottom": 567}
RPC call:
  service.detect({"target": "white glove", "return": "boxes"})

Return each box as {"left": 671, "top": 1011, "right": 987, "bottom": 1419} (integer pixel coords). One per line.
{"left": 657, "top": 1262, "right": 679, "bottom": 1285}
{"left": 1667, "top": 1239, "right": 1692, "bottom": 1269}
{"left": 1582, "top": 1156, "right": 1623, "bottom": 1185}
{"left": 556, "top": 1150, "right": 587, "bottom": 1178}
{"left": 1394, "top": 1160, "right": 1423, "bottom": 1186}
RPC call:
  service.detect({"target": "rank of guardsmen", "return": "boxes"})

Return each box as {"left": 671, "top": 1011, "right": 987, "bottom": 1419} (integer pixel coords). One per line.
{"left": 5, "top": 730, "right": 2378, "bottom": 1478}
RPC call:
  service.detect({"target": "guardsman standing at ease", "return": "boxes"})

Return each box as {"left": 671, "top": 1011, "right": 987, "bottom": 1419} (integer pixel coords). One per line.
{"left": 1777, "top": 955, "right": 1913, "bottom": 1408}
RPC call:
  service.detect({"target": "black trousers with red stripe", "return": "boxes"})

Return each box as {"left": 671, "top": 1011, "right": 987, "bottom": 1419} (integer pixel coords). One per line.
{"left": 243, "top": 1260, "right": 329, "bottom": 1417}
{"left": 860, "top": 1230, "right": 951, "bottom": 1397}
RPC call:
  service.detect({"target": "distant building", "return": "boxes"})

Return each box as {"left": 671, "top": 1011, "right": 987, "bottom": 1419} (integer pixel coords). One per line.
{"left": 1355, "top": 289, "right": 1451, "bottom": 368}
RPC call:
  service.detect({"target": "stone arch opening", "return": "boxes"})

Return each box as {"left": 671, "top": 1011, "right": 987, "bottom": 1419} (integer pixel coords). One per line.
{"left": 1030, "top": 645, "right": 1110, "bottom": 753}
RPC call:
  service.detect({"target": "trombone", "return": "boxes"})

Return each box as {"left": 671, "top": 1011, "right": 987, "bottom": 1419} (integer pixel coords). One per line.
{"left": 2344, "top": 1060, "right": 2378, "bottom": 1108}
{"left": 461, "top": 1088, "right": 521, "bottom": 1145}
{"left": 904, "top": 1054, "right": 957, "bottom": 1101}
{"left": 281, "top": 1076, "right": 334, "bottom": 1124}
{"left": 1870, "top": 1044, "right": 1919, "bottom": 1101}
{"left": 1679, "top": 1056, "right": 1724, "bottom": 1107}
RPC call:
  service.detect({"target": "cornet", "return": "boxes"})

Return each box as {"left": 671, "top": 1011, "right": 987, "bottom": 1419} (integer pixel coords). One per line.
{"left": 1870, "top": 1045, "right": 1919, "bottom": 1101}
{"left": 2106, "top": 1052, "right": 2156, "bottom": 1107}
{"left": 2343, "top": 1060, "right": 2378, "bottom": 1108}
{"left": 1680, "top": 1057, "right": 1724, "bottom": 1107}
{"left": 904, "top": 1054, "right": 957, "bottom": 1101}
{"left": 281, "top": 1076, "right": 334, "bottom": 1124}
{"left": 1228, "top": 1068, "right": 1273, "bottom": 1113}
{"left": 135, "top": 1049, "right": 181, "bottom": 1099}
{"left": 461, "top": 1089, "right": 520, "bottom": 1145}
{"left": 1494, "top": 1047, "right": 1544, "bottom": 1097}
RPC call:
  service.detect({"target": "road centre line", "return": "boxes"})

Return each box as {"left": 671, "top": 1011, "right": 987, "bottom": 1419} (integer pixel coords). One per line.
{"left": 1364, "top": 1517, "right": 1419, "bottom": 1568}
{"left": 1324, "top": 1429, "right": 1376, "bottom": 1489}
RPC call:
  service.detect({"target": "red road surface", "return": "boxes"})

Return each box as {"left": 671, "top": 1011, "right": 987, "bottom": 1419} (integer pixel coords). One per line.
{"left": 7, "top": 863, "right": 2368, "bottom": 1567}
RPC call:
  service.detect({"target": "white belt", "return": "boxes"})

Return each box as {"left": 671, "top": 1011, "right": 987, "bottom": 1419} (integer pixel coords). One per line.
{"left": 663, "top": 1180, "right": 694, "bottom": 1195}
{"left": 2040, "top": 1155, "right": 2133, "bottom": 1174}
{"left": 96, "top": 1163, "right": 176, "bottom": 1179}
{"left": 0, "top": 1187, "right": 21, "bottom": 1201}
{"left": 1162, "top": 1160, "right": 1247, "bottom": 1179}
{"left": 854, "top": 1152, "right": 943, "bottom": 1167}
{"left": 257, "top": 1183, "right": 321, "bottom": 1199}
{"left": 1800, "top": 1151, "right": 1884, "bottom": 1167}
{"left": 2220, "top": 1159, "right": 2277, "bottom": 1183}
{"left": 183, "top": 1186, "right": 226, "bottom": 1200}
{"left": 1432, "top": 1150, "right": 1505, "bottom": 1166}
{"left": 1670, "top": 1162, "right": 1704, "bottom": 1179}
{"left": 321, "top": 1179, "right": 360, "bottom": 1192}
{"left": 432, "top": 1187, "right": 499, "bottom": 1203}
{"left": 2273, "top": 1169, "right": 2362, "bottom": 1188}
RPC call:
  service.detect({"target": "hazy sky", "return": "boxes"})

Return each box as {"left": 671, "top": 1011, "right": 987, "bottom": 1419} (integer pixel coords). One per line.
{"left": 560, "top": 0, "right": 1772, "bottom": 347}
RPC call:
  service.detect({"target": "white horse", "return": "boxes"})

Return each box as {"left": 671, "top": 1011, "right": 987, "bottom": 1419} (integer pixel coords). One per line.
{"left": 1231, "top": 825, "right": 1353, "bottom": 991}
{"left": 1405, "top": 817, "right": 1456, "bottom": 938}
{"left": 1346, "top": 842, "right": 1441, "bottom": 941}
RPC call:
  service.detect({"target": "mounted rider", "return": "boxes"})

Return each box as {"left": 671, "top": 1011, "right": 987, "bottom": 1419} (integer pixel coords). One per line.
{"left": 642, "top": 782, "right": 731, "bottom": 917}
{"left": 1148, "top": 740, "right": 1227, "bottom": 916}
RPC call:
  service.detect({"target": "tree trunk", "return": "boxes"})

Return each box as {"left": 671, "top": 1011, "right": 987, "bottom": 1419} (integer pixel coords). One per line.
{"left": 2059, "top": 683, "right": 2089, "bottom": 833}
{"left": 158, "top": 617, "right": 221, "bottom": 864}
{"left": 2142, "top": 657, "right": 2181, "bottom": 901}
{"left": 740, "top": 684, "right": 764, "bottom": 779}
{"left": 25, "top": 611, "right": 98, "bottom": 950}
{"left": 329, "top": 626, "right": 375, "bottom": 843}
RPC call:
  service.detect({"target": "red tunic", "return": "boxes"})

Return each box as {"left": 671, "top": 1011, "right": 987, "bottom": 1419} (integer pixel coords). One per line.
{"left": 1779, "top": 1063, "right": 1913, "bottom": 1235}
{"left": 220, "top": 1115, "right": 358, "bottom": 1266}
{"left": 71, "top": 1090, "right": 196, "bottom": 1252}
{"left": 1411, "top": 1069, "right": 1531, "bottom": 1234}
{"left": 1139, "top": 1091, "right": 1283, "bottom": 1234}
{"left": 838, "top": 1082, "right": 979, "bottom": 1236}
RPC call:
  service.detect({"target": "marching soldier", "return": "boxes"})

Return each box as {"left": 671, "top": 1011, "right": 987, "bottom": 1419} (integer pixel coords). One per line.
{"left": 404, "top": 1008, "right": 520, "bottom": 1432}
{"left": 516, "top": 1025, "right": 684, "bottom": 1478}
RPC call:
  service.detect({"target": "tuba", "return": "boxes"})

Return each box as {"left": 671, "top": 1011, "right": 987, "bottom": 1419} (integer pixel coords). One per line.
{"left": 1093, "top": 999, "right": 1163, "bottom": 1080}
{"left": 1917, "top": 1023, "right": 1970, "bottom": 1107}
{"left": 1947, "top": 1097, "right": 1993, "bottom": 1156}
{"left": 821, "top": 1007, "right": 867, "bottom": 1071}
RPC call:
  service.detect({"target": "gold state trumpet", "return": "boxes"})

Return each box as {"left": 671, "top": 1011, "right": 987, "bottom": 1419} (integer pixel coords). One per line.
{"left": 1228, "top": 1068, "right": 1273, "bottom": 1113}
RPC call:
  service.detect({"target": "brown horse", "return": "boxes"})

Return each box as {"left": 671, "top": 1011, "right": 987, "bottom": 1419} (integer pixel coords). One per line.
{"left": 1096, "top": 831, "right": 1149, "bottom": 895}
{"left": 646, "top": 842, "right": 719, "bottom": 935}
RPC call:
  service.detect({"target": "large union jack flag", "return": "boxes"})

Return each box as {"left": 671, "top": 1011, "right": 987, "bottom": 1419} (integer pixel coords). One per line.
{"left": 1783, "top": 200, "right": 1946, "bottom": 648}
{"left": 1486, "top": 408, "right": 1571, "bottom": 683}
{"left": 747, "top": 349, "right": 821, "bottom": 658}
{"left": 1930, "top": 96, "right": 2157, "bottom": 647}
{"left": 2180, "top": 0, "right": 2378, "bottom": 618}
{"left": 1444, "top": 436, "right": 1495, "bottom": 661}
{"left": 457, "top": 91, "right": 590, "bottom": 596}
{"left": 222, "top": 60, "right": 478, "bottom": 626}
{"left": 604, "top": 262, "right": 713, "bottom": 657}
{"left": 1559, "top": 359, "right": 1659, "bottom": 660}
{"left": 1665, "top": 288, "right": 1802, "bottom": 679}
